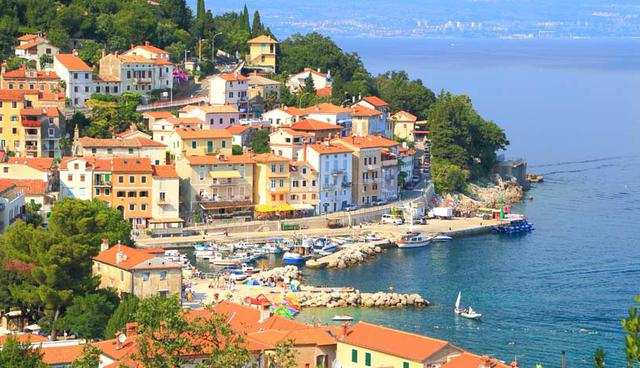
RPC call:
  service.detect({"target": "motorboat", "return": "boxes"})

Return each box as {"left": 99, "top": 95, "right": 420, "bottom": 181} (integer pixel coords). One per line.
{"left": 312, "top": 237, "right": 338, "bottom": 255}
{"left": 255, "top": 240, "right": 284, "bottom": 254}
{"left": 283, "top": 243, "right": 313, "bottom": 264}
{"left": 225, "top": 270, "right": 248, "bottom": 282}
{"left": 363, "top": 234, "right": 381, "bottom": 242}
{"left": 454, "top": 291, "right": 482, "bottom": 320}
{"left": 209, "top": 252, "right": 241, "bottom": 267}
{"left": 433, "top": 234, "right": 453, "bottom": 242}
{"left": 396, "top": 231, "right": 431, "bottom": 248}
{"left": 241, "top": 263, "right": 259, "bottom": 274}
{"left": 332, "top": 314, "right": 353, "bottom": 321}
{"left": 194, "top": 244, "right": 216, "bottom": 258}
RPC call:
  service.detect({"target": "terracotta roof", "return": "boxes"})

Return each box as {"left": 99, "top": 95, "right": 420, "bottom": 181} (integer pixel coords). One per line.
{"left": 151, "top": 58, "right": 173, "bottom": 65}
{"left": 0, "top": 89, "right": 31, "bottom": 101}
{"left": 0, "top": 179, "right": 47, "bottom": 196}
{"left": 248, "top": 35, "right": 278, "bottom": 44}
{"left": 181, "top": 104, "right": 239, "bottom": 114}
{"left": 291, "top": 119, "right": 342, "bottom": 132}
{"left": 77, "top": 136, "right": 166, "bottom": 148}
{"left": 93, "top": 336, "right": 139, "bottom": 361}
{"left": 247, "top": 75, "right": 280, "bottom": 86}
{"left": 0, "top": 181, "right": 16, "bottom": 194}
{"left": 54, "top": 54, "right": 92, "bottom": 72}
{"left": 215, "top": 73, "right": 248, "bottom": 82}
{"left": 270, "top": 106, "right": 305, "bottom": 116}
{"left": 249, "top": 326, "right": 339, "bottom": 347}
{"left": 308, "top": 142, "right": 353, "bottom": 155}
{"left": 152, "top": 165, "right": 178, "bottom": 178}
{"left": 392, "top": 110, "right": 418, "bottom": 122}
{"left": 442, "top": 352, "right": 512, "bottom": 368}
{"left": 342, "top": 322, "right": 451, "bottom": 362}
{"left": 93, "top": 74, "right": 120, "bottom": 82}
{"left": 351, "top": 105, "right": 383, "bottom": 117}
{"left": 7, "top": 157, "right": 54, "bottom": 171}
{"left": 17, "top": 34, "right": 39, "bottom": 41}
{"left": 362, "top": 96, "right": 388, "bottom": 107}
{"left": 131, "top": 43, "right": 169, "bottom": 55}
{"left": 276, "top": 128, "right": 313, "bottom": 137}
{"left": 226, "top": 125, "right": 251, "bottom": 134}
{"left": 300, "top": 68, "right": 328, "bottom": 78}
{"left": 40, "top": 344, "right": 85, "bottom": 365}
{"left": 184, "top": 153, "right": 255, "bottom": 165}
{"left": 174, "top": 127, "right": 232, "bottom": 139}
{"left": 15, "top": 40, "right": 44, "bottom": 50}
{"left": 20, "top": 107, "right": 60, "bottom": 118}
{"left": 252, "top": 153, "right": 290, "bottom": 163}
{"left": 93, "top": 243, "right": 181, "bottom": 271}
{"left": 163, "top": 117, "right": 205, "bottom": 126}
{"left": 316, "top": 86, "right": 332, "bottom": 96}
{"left": 111, "top": 158, "right": 153, "bottom": 173}
{"left": 302, "top": 103, "right": 351, "bottom": 115}
{"left": 2, "top": 68, "right": 59, "bottom": 80}
{"left": 335, "top": 135, "right": 399, "bottom": 149}
{"left": 0, "top": 334, "right": 48, "bottom": 345}
{"left": 143, "top": 111, "right": 174, "bottom": 119}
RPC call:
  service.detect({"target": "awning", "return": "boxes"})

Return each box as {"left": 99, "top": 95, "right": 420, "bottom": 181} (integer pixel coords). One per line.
{"left": 290, "top": 203, "right": 315, "bottom": 211}
{"left": 255, "top": 203, "right": 294, "bottom": 212}
{"left": 209, "top": 170, "right": 241, "bottom": 179}
{"left": 148, "top": 218, "right": 185, "bottom": 224}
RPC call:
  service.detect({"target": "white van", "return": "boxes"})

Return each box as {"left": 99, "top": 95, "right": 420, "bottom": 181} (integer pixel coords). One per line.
{"left": 381, "top": 214, "right": 404, "bottom": 225}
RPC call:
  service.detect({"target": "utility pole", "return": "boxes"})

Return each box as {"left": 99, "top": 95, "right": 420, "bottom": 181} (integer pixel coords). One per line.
{"left": 212, "top": 32, "right": 222, "bottom": 65}
{"left": 198, "top": 39, "right": 205, "bottom": 62}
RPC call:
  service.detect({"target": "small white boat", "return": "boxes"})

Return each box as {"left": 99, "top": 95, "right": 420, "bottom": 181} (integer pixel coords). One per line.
{"left": 363, "top": 234, "right": 381, "bottom": 242}
{"left": 455, "top": 291, "right": 482, "bottom": 319}
{"left": 433, "top": 234, "right": 453, "bottom": 241}
{"left": 283, "top": 243, "right": 313, "bottom": 264}
{"left": 333, "top": 314, "right": 353, "bottom": 321}
{"left": 396, "top": 231, "right": 431, "bottom": 248}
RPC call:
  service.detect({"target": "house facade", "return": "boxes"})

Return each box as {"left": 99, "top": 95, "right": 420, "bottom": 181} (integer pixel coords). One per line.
{"left": 53, "top": 54, "right": 93, "bottom": 107}
{"left": 247, "top": 73, "right": 281, "bottom": 115}
{"left": 392, "top": 110, "right": 419, "bottom": 142}
{"left": 253, "top": 153, "right": 292, "bottom": 217}
{"left": 305, "top": 142, "right": 353, "bottom": 214}
{"left": 269, "top": 128, "right": 315, "bottom": 160}
{"left": 350, "top": 105, "right": 385, "bottom": 137}
{"left": 73, "top": 135, "right": 168, "bottom": 165}
{"left": 167, "top": 128, "right": 232, "bottom": 160}
{"left": 262, "top": 106, "right": 304, "bottom": 128}
{"left": 209, "top": 74, "right": 249, "bottom": 118}
{"left": 302, "top": 103, "right": 352, "bottom": 136}
{"left": 14, "top": 34, "right": 59, "bottom": 64}
{"left": 1, "top": 65, "right": 62, "bottom": 93}
{"left": 287, "top": 68, "right": 332, "bottom": 93}
{"left": 246, "top": 35, "right": 278, "bottom": 71}
{"left": 179, "top": 104, "right": 240, "bottom": 129}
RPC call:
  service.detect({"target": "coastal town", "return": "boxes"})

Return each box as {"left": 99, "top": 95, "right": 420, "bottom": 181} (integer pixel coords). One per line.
{"left": 0, "top": 2, "right": 537, "bottom": 368}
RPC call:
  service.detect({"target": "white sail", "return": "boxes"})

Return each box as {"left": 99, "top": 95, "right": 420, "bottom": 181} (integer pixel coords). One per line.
{"left": 455, "top": 291, "right": 461, "bottom": 310}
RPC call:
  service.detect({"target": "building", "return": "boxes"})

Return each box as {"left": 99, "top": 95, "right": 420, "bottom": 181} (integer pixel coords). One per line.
{"left": 288, "top": 161, "right": 319, "bottom": 214}
{"left": 391, "top": 110, "right": 419, "bottom": 142}
{"left": 0, "top": 156, "right": 56, "bottom": 222}
{"left": 269, "top": 128, "right": 315, "bottom": 160}
{"left": 149, "top": 165, "right": 183, "bottom": 235}
{"left": 142, "top": 110, "right": 174, "bottom": 130}
{"left": 246, "top": 35, "right": 278, "bottom": 71}
{"left": 302, "top": 103, "right": 352, "bottom": 136}
{"left": 73, "top": 134, "right": 168, "bottom": 165}
{"left": 247, "top": 73, "right": 281, "bottom": 115}
{"left": 167, "top": 127, "right": 232, "bottom": 160}
{"left": 252, "top": 153, "right": 292, "bottom": 217}
{"left": 151, "top": 116, "right": 204, "bottom": 144}
{"left": 1, "top": 65, "right": 62, "bottom": 93}
{"left": 350, "top": 104, "right": 385, "bottom": 137}
{"left": 304, "top": 142, "right": 353, "bottom": 213}
{"left": 290, "top": 119, "right": 343, "bottom": 141}
{"left": 355, "top": 96, "right": 390, "bottom": 137}
{"left": 262, "top": 106, "right": 305, "bottom": 128}
{"left": 176, "top": 153, "right": 255, "bottom": 221}
{"left": 179, "top": 104, "right": 240, "bottom": 129}
{"left": 92, "top": 240, "right": 182, "bottom": 299}
{"left": 14, "top": 34, "right": 59, "bottom": 64}
{"left": 209, "top": 73, "right": 249, "bottom": 118}
{"left": 0, "top": 181, "right": 24, "bottom": 234}
{"left": 337, "top": 322, "right": 464, "bottom": 368}
{"left": 53, "top": 54, "right": 93, "bottom": 107}
{"left": 287, "top": 68, "right": 332, "bottom": 93}
{"left": 227, "top": 125, "right": 255, "bottom": 148}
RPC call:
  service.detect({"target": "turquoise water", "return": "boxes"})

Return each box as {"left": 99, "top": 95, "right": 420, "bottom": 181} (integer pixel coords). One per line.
{"left": 296, "top": 40, "right": 640, "bottom": 367}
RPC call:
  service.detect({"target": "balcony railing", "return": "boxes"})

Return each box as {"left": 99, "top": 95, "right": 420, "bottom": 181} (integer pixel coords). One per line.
{"left": 132, "top": 77, "right": 152, "bottom": 84}
{"left": 24, "top": 134, "right": 40, "bottom": 140}
{"left": 94, "top": 181, "right": 112, "bottom": 187}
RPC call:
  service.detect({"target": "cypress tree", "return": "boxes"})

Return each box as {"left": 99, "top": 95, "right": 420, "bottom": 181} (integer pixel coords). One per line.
{"left": 196, "top": 0, "right": 205, "bottom": 19}
{"left": 242, "top": 4, "right": 251, "bottom": 34}
{"left": 251, "top": 10, "right": 263, "bottom": 36}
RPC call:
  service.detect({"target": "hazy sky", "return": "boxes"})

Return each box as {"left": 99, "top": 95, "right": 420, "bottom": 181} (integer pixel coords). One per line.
{"left": 190, "top": 0, "right": 640, "bottom": 39}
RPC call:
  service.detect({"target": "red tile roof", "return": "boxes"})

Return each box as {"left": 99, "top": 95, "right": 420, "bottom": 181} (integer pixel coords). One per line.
{"left": 248, "top": 35, "right": 278, "bottom": 44}
{"left": 15, "top": 40, "right": 44, "bottom": 50}
{"left": 93, "top": 243, "right": 181, "bottom": 271}
{"left": 20, "top": 107, "right": 60, "bottom": 118}
{"left": 308, "top": 142, "right": 353, "bottom": 155}
{"left": 0, "top": 179, "right": 47, "bottom": 196}
{"left": 164, "top": 117, "right": 205, "bottom": 126}
{"left": 17, "top": 34, "right": 39, "bottom": 41}
{"left": 226, "top": 125, "right": 251, "bottom": 134}
{"left": 316, "top": 86, "right": 332, "bottom": 96}
{"left": 152, "top": 165, "right": 178, "bottom": 178}
{"left": 174, "top": 127, "right": 232, "bottom": 139}
{"left": 0, "top": 334, "right": 48, "bottom": 345}
{"left": 7, "top": 157, "right": 54, "bottom": 171}
{"left": 335, "top": 135, "right": 399, "bottom": 149}
{"left": 131, "top": 43, "right": 169, "bottom": 55}
{"left": 143, "top": 111, "right": 174, "bottom": 119}
{"left": 291, "top": 119, "right": 343, "bottom": 132}
{"left": 351, "top": 105, "right": 383, "bottom": 117}
{"left": 274, "top": 106, "right": 305, "bottom": 116}
{"left": 58, "top": 157, "right": 112, "bottom": 171}
{"left": 215, "top": 73, "right": 248, "bottom": 82}
{"left": 277, "top": 128, "right": 313, "bottom": 137}
{"left": 392, "top": 110, "right": 418, "bottom": 122}
{"left": 0, "top": 181, "right": 16, "bottom": 194}
{"left": 0, "top": 89, "right": 31, "bottom": 101}
{"left": 78, "top": 136, "right": 166, "bottom": 148}
{"left": 2, "top": 68, "right": 59, "bottom": 80}
{"left": 111, "top": 158, "right": 153, "bottom": 173}
{"left": 252, "top": 153, "right": 290, "bottom": 163}
{"left": 442, "top": 352, "right": 512, "bottom": 368}
{"left": 40, "top": 344, "right": 85, "bottom": 365}
{"left": 184, "top": 154, "right": 255, "bottom": 165}
{"left": 362, "top": 96, "right": 388, "bottom": 107}
{"left": 54, "top": 54, "right": 92, "bottom": 71}
{"left": 342, "top": 322, "right": 452, "bottom": 362}
{"left": 302, "top": 103, "right": 351, "bottom": 115}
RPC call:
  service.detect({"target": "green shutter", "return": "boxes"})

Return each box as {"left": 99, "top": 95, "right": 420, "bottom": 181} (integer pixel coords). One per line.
{"left": 105, "top": 174, "right": 111, "bottom": 182}
{"left": 351, "top": 349, "right": 358, "bottom": 363}
{"left": 403, "top": 363, "right": 410, "bottom": 368}
{"left": 365, "top": 352, "right": 371, "bottom": 366}
{"left": 192, "top": 141, "right": 197, "bottom": 149}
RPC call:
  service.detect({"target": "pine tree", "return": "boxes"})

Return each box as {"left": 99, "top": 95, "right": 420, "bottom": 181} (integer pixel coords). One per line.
{"left": 241, "top": 4, "right": 251, "bottom": 34}
{"left": 251, "top": 10, "right": 263, "bottom": 36}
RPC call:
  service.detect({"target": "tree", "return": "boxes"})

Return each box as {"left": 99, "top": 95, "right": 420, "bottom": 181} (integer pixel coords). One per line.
{"left": 373, "top": 71, "right": 435, "bottom": 119}
{"left": 269, "top": 339, "right": 298, "bottom": 368}
{"left": 47, "top": 25, "right": 70, "bottom": 51}
{"left": 430, "top": 159, "right": 468, "bottom": 194}
{"left": 196, "top": 0, "right": 206, "bottom": 19}
{"left": 60, "top": 293, "right": 118, "bottom": 339}
{"left": 5, "top": 56, "right": 26, "bottom": 72}
{"left": 191, "top": 312, "right": 252, "bottom": 368}
{"left": 70, "top": 344, "right": 101, "bottom": 368}
{"left": 104, "top": 294, "right": 139, "bottom": 339}
{"left": 594, "top": 348, "right": 606, "bottom": 368}
{"left": 623, "top": 296, "right": 640, "bottom": 368}
{"left": 24, "top": 202, "right": 43, "bottom": 228}
{"left": 85, "top": 93, "right": 143, "bottom": 138}
{"left": 78, "top": 40, "right": 103, "bottom": 66}
{"left": 250, "top": 130, "right": 271, "bottom": 154}
{"left": 0, "top": 335, "right": 46, "bottom": 368}
{"left": 302, "top": 74, "right": 316, "bottom": 94}
{"left": 251, "top": 11, "right": 264, "bottom": 37}
{"left": 232, "top": 145, "right": 243, "bottom": 155}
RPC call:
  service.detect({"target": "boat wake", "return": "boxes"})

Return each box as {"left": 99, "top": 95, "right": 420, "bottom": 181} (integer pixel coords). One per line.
{"left": 529, "top": 155, "right": 632, "bottom": 168}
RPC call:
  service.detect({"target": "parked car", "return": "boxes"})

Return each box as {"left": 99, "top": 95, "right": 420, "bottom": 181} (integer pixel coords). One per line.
{"left": 381, "top": 214, "right": 404, "bottom": 225}
{"left": 372, "top": 199, "right": 388, "bottom": 206}
{"left": 411, "top": 175, "right": 422, "bottom": 184}
{"left": 344, "top": 204, "right": 360, "bottom": 212}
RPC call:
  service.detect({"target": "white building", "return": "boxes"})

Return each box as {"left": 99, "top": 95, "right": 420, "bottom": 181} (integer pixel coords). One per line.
{"left": 304, "top": 142, "right": 353, "bottom": 214}
{"left": 301, "top": 103, "right": 352, "bottom": 137}
{"left": 269, "top": 128, "right": 315, "bottom": 160}
{"left": 53, "top": 54, "right": 93, "bottom": 107}
{"left": 151, "top": 117, "right": 204, "bottom": 144}
{"left": 262, "top": 106, "right": 305, "bottom": 128}
{"left": 287, "top": 68, "right": 332, "bottom": 93}
{"left": 179, "top": 104, "right": 240, "bottom": 129}
{"left": 14, "top": 34, "right": 59, "bottom": 64}
{"left": 59, "top": 157, "right": 99, "bottom": 200}
{"left": 209, "top": 73, "right": 249, "bottom": 118}
{"left": 150, "top": 165, "right": 183, "bottom": 233}
{"left": 0, "top": 182, "right": 24, "bottom": 234}
{"left": 355, "top": 96, "right": 390, "bottom": 138}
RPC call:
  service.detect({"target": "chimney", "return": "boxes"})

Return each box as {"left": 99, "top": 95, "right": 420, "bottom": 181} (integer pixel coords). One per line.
{"left": 317, "top": 68, "right": 321, "bottom": 73}
{"left": 144, "top": 41, "right": 150, "bottom": 46}
{"left": 341, "top": 322, "right": 349, "bottom": 338}
{"left": 125, "top": 322, "right": 137, "bottom": 336}
{"left": 115, "top": 242, "right": 124, "bottom": 264}
{"left": 259, "top": 305, "right": 271, "bottom": 323}
{"left": 100, "top": 238, "right": 109, "bottom": 252}
{"left": 72, "top": 49, "right": 78, "bottom": 57}
{"left": 352, "top": 96, "right": 355, "bottom": 103}
{"left": 303, "top": 142, "right": 308, "bottom": 162}
{"left": 130, "top": 44, "right": 135, "bottom": 50}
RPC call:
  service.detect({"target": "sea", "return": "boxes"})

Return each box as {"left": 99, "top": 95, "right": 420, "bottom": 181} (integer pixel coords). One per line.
{"left": 293, "top": 39, "right": 640, "bottom": 367}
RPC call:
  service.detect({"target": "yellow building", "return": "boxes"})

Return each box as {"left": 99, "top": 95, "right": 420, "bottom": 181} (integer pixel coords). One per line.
{"left": 247, "top": 35, "right": 278, "bottom": 70}
{"left": 167, "top": 127, "right": 232, "bottom": 160}
{"left": 252, "top": 153, "right": 292, "bottom": 217}
{"left": 391, "top": 110, "right": 418, "bottom": 142}
{"left": 337, "top": 322, "right": 463, "bottom": 368}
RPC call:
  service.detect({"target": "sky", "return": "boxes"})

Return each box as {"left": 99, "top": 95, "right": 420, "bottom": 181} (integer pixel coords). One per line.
{"left": 190, "top": 0, "right": 640, "bottom": 39}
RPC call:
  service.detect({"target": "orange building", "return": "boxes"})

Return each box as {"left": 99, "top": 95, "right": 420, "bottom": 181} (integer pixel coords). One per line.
{"left": 1, "top": 65, "right": 62, "bottom": 93}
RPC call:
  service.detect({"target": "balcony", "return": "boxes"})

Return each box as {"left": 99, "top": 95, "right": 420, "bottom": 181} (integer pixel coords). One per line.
{"left": 25, "top": 145, "right": 38, "bottom": 152}
{"left": 24, "top": 134, "right": 40, "bottom": 141}
{"left": 211, "top": 179, "right": 236, "bottom": 186}
{"left": 132, "top": 77, "right": 152, "bottom": 85}
{"left": 382, "top": 159, "right": 398, "bottom": 167}
{"left": 366, "top": 164, "right": 380, "bottom": 171}
{"left": 342, "top": 181, "right": 352, "bottom": 188}
{"left": 330, "top": 169, "right": 345, "bottom": 176}
{"left": 157, "top": 197, "right": 171, "bottom": 205}
{"left": 94, "top": 181, "right": 112, "bottom": 187}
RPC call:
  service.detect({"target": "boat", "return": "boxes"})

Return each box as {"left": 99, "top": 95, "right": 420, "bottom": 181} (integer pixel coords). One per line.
{"left": 332, "top": 314, "right": 353, "bottom": 321}
{"left": 282, "top": 243, "right": 313, "bottom": 264}
{"left": 241, "top": 263, "right": 259, "bottom": 274}
{"left": 194, "top": 244, "right": 216, "bottom": 258}
{"left": 225, "top": 270, "right": 248, "bottom": 282}
{"left": 433, "top": 234, "right": 453, "bottom": 241}
{"left": 363, "top": 233, "right": 381, "bottom": 242}
{"left": 209, "top": 252, "right": 242, "bottom": 266}
{"left": 312, "top": 237, "right": 338, "bottom": 255}
{"left": 454, "top": 291, "right": 482, "bottom": 320}
{"left": 396, "top": 231, "right": 431, "bottom": 248}
{"left": 492, "top": 219, "right": 534, "bottom": 234}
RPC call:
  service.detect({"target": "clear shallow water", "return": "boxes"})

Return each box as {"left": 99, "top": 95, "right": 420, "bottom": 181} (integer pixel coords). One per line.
{"left": 295, "top": 40, "right": 640, "bottom": 367}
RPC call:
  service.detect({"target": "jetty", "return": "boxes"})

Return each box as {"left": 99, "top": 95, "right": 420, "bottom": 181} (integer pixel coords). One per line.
{"left": 306, "top": 239, "right": 392, "bottom": 269}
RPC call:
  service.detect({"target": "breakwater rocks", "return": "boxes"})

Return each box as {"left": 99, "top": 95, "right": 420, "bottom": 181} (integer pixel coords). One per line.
{"left": 252, "top": 266, "right": 302, "bottom": 282}
{"left": 307, "top": 240, "right": 390, "bottom": 269}
{"left": 296, "top": 288, "right": 429, "bottom": 308}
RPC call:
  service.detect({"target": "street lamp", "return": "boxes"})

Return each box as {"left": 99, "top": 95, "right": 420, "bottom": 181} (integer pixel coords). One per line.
{"left": 184, "top": 49, "right": 190, "bottom": 66}
{"left": 212, "top": 32, "right": 223, "bottom": 66}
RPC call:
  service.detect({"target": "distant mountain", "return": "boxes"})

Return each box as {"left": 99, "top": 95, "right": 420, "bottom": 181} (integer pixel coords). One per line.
{"left": 194, "top": 0, "right": 640, "bottom": 39}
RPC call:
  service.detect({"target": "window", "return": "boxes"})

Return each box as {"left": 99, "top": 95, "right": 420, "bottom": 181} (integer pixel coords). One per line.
{"left": 271, "top": 164, "right": 276, "bottom": 173}
{"left": 2, "top": 167, "right": 7, "bottom": 173}
{"left": 270, "top": 179, "right": 276, "bottom": 189}
{"left": 302, "top": 180, "right": 307, "bottom": 187}
{"left": 129, "top": 176, "right": 135, "bottom": 184}
{"left": 128, "top": 191, "right": 136, "bottom": 198}
{"left": 230, "top": 118, "right": 235, "bottom": 124}
{"left": 117, "top": 191, "right": 125, "bottom": 198}
{"left": 365, "top": 352, "right": 371, "bottom": 366}
{"left": 85, "top": 86, "right": 89, "bottom": 93}
{"left": 74, "top": 86, "right": 78, "bottom": 92}
{"left": 85, "top": 73, "right": 89, "bottom": 79}
{"left": 143, "top": 272, "right": 150, "bottom": 281}
{"left": 74, "top": 73, "right": 78, "bottom": 79}
{"left": 67, "top": 174, "right": 73, "bottom": 181}
{"left": 120, "top": 270, "right": 124, "bottom": 281}
{"left": 192, "top": 141, "right": 197, "bottom": 149}
{"left": 403, "top": 363, "right": 410, "bottom": 368}
{"left": 279, "top": 164, "right": 285, "bottom": 172}
{"left": 302, "top": 194, "right": 307, "bottom": 200}
{"left": 302, "top": 167, "right": 307, "bottom": 174}
{"left": 118, "top": 176, "right": 124, "bottom": 183}
{"left": 160, "top": 271, "right": 167, "bottom": 280}
{"left": 221, "top": 140, "right": 226, "bottom": 148}
{"left": 228, "top": 92, "right": 233, "bottom": 98}
{"left": 279, "top": 194, "right": 284, "bottom": 201}
{"left": 107, "top": 148, "right": 113, "bottom": 154}
{"left": 141, "top": 204, "right": 147, "bottom": 211}
{"left": 80, "top": 175, "right": 85, "bottom": 182}
{"left": 351, "top": 349, "right": 358, "bottom": 363}
{"left": 105, "top": 188, "right": 110, "bottom": 195}
{"left": 219, "top": 117, "right": 223, "bottom": 125}
{"left": 292, "top": 180, "right": 299, "bottom": 188}
{"left": 141, "top": 176, "right": 147, "bottom": 184}
{"left": 279, "top": 179, "right": 284, "bottom": 187}
{"left": 74, "top": 163, "right": 79, "bottom": 170}
{"left": 311, "top": 193, "right": 316, "bottom": 199}
{"left": 129, "top": 204, "right": 135, "bottom": 211}
{"left": 140, "top": 191, "right": 148, "bottom": 197}
{"left": 128, "top": 148, "right": 134, "bottom": 154}
{"left": 160, "top": 192, "right": 166, "bottom": 201}
{"left": 312, "top": 180, "right": 317, "bottom": 187}
{"left": 96, "top": 86, "right": 101, "bottom": 93}
{"left": 91, "top": 148, "right": 97, "bottom": 154}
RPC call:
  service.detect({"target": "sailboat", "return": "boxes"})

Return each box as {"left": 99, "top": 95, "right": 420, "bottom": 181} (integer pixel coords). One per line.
{"left": 454, "top": 291, "right": 482, "bottom": 320}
